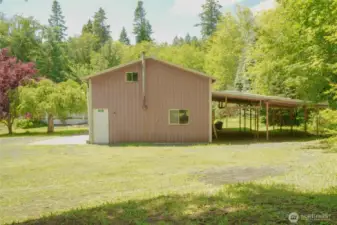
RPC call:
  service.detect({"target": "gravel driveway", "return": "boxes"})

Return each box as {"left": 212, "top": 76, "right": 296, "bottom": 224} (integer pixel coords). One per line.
{"left": 29, "top": 135, "right": 89, "bottom": 145}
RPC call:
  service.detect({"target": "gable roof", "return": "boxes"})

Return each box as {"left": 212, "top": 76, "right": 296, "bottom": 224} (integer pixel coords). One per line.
{"left": 82, "top": 57, "right": 216, "bottom": 82}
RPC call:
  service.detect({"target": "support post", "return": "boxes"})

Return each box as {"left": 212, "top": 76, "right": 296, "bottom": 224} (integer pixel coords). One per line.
{"left": 266, "top": 102, "right": 269, "bottom": 141}
{"left": 304, "top": 106, "right": 308, "bottom": 134}
{"left": 254, "top": 107, "right": 257, "bottom": 138}
{"left": 239, "top": 106, "right": 242, "bottom": 132}
{"left": 244, "top": 107, "right": 246, "bottom": 132}
{"left": 250, "top": 106, "right": 252, "bottom": 132}
{"left": 257, "top": 105, "right": 260, "bottom": 139}
{"left": 225, "top": 97, "right": 228, "bottom": 128}
{"left": 290, "top": 108, "right": 294, "bottom": 135}
{"left": 316, "top": 108, "right": 319, "bottom": 136}
{"left": 271, "top": 109, "right": 275, "bottom": 130}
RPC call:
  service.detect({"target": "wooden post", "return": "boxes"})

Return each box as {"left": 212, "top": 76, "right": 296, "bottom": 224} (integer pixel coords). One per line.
{"left": 244, "top": 107, "right": 246, "bottom": 132}
{"left": 290, "top": 109, "right": 294, "bottom": 135}
{"left": 239, "top": 106, "right": 241, "bottom": 132}
{"left": 250, "top": 106, "right": 252, "bottom": 131}
{"left": 255, "top": 107, "right": 258, "bottom": 138}
{"left": 225, "top": 97, "right": 228, "bottom": 128}
{"left": 272, "top": 109, "right": 275, "bottom": 130}
{"left": 279, "top": 109, "right": 283, "bottom": 131}
{"left": 316, "top": 108, "right": 319, "bottom": 136}
{"left": 304, "top": 106, "right": 308, "bottom": 134}
{"left": 266, "top": 102, "right": 269, "bottom": 141}
{"left": 257, "top": 105, "right": 260, "bottom": 139}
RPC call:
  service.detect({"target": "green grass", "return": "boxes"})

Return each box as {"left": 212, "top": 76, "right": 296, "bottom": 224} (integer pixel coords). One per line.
{"left": 1, "top": 136, "right": 337, "bottom": 224}
{"left": 0, "top": 124, "right": 88, "bottom": 138}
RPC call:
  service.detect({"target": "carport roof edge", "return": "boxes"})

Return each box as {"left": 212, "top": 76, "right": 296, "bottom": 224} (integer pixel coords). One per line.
{"left": 212, "top": 91, "right": 329, "bottom": 108}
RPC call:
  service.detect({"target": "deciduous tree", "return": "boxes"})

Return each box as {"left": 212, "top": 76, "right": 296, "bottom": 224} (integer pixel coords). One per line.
{"left": 0, "top": 48, "right": 36, "bottom": 134}
{"left": 19, "top": 79, "right": 87, "bottom": 133}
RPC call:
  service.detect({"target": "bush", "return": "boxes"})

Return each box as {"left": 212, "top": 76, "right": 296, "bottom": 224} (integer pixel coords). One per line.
{"left": 311, "top": 109, "right": 337, "bottom": 135}
{"left": 16, "top": 119, "right": 47, "bottom": 129}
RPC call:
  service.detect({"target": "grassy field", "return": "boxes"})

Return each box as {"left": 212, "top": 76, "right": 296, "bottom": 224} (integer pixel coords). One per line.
{"left": 1, "top": 136, "right": 337, "bottom": 224}
{"left": 0, "top": 124, "right": 88, "bottom": 138}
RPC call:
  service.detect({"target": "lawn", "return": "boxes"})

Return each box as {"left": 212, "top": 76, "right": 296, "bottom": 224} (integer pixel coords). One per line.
{"left": 0, "top": 124, "right": 88, "bottom": 138}
{"left": 1, "top": 136, "right": 337, "bottom": 224}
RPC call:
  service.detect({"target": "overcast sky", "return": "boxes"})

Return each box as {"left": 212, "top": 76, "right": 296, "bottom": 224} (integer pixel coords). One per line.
{"left": 0, "top": 0, "right": 275, "bottom": 43}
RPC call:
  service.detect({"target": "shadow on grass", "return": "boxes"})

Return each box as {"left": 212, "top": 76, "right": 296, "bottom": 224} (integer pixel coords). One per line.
{"left": 0, "top": 129, "right": 88, "bottom": 138}
{"left": 9, "top": 183, "right": 337, "bottom": 225}
{"left": 108, "top": 129, "right": 325, "bottom": 147}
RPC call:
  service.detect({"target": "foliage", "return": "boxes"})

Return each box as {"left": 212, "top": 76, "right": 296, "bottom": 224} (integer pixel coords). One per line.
{"left": 92, "top": 8, "right": 111, "bottom": 45}
{"left": 247, "top": 0, "right": 337, "bottom": 102}
{"left": 18, "top": 79, "right": 87, "bottom": 133}
{"left": 204, "top": 13, "right": 244, "bottom": 90}
{"left": 16, "top": 118, "right": 47, "bottom": 129}
{"left": 0, "top": 16, "right": 43, "bottom": 62}
{"left": 48, "top": 0, "right": 67, "bottom": 41}
{"left": 0, "top": 48, "right": 36, "bottom": 134}
{"left": 197, "top": 0, "right": 222, "bottom": 39}
{"left": 133, "top": 0, "right": 153, "bottom": 43}
{"left": 119, "top": 27, "right": 130, "bottom": 45}
{"left": 36, "top": 27, "right": 71, "bottom": 82}
{"left": 311, "top": 109, "right": 337, "bottom": 135}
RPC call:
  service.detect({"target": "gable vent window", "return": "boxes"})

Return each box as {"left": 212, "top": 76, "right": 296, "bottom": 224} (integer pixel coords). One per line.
{"left": 126, "top": 72, "right": 138, "bottom": 82}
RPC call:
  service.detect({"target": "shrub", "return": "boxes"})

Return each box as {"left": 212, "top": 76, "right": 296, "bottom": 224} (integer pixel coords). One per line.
{"left": 311, "top": 109, "right": 337, "bottom": 135}
{"left": 16, "top": 119, "right": 47, "bottom": 129}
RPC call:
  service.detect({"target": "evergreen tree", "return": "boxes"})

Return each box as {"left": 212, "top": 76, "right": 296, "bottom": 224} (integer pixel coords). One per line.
{"left": 172, "top": 36, "right": 184, "bottom": 46}
{"left": 197, "top": 0, "right": 222, "bottom": 39}
{"left": 133, "top": 1, "right": 153, "bottom": 43}
{"left": 184, "top": 33, "right": 191, "bottom": 44}
{"left": 82, "top": 19, "right": 93, "bottom": 34}
{"left": 48, "top": 0, "right": 67, "bottom": 41}
{"left": 92, "top": 8, "right": 111, "bottom": 45}
{"left": 119, "top": 27, "right": 130, "bottom": 45}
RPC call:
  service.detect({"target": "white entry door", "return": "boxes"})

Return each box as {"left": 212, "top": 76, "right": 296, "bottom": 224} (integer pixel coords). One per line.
{"left": 93, "top": 108, "right": 109, "bottom": 144}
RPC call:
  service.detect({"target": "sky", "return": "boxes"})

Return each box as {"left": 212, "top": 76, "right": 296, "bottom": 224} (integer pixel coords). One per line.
{"left": 0, "top": 0, "right": 275, "bottom": 44}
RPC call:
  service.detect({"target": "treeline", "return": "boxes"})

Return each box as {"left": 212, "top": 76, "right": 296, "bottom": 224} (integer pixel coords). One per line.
{"left": 1, "top": 0, "right": 337, "bottom": 106}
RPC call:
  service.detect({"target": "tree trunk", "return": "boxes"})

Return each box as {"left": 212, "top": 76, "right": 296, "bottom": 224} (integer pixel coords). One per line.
{"left": 5, "top": 116, "right": 13, "bottom": 135}
{"left": 7, "top": 122, "right": 13, "bottom": 135}
{"left": 47, "top": 114, "right": 54, "bottom": 133}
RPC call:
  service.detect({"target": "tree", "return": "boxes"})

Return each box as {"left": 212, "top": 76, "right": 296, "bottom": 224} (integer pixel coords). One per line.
{"left": 0, "top": 48, "right": 36, "bottom": 134}
{"left": 247, "top": 0, "right": 337, "bottom": 102}
{"left": 48, "top": 0, "right": 67, "bottom": 42}
{"left": 92, "top": 8, "right": 111, "bottom": 45}
{"left": 197, "top": 0, "right": 222, "bottom": 39}
{"left": 19, "top": 79, "right": 87, "bottom": 133}
{"left": 67, "top": 33, "right": 99, "bottom": 65}
{"left": 0, "top": 16, "right": 43, "bottom": 62}
{"left": 36, "top": 27, "right": 71, "bottom": 82}
{"left": 82, "top": 19, "right": 93, "bottom": 34}
{"left": 172, "top": 36, "right": 184, "bottom": 46}
{"left": 184, "top": 33, "right": 191, "bottom": 44}
{"left": 133, "top": 1, "right": 153, "bottom": 43}
{"left": 204, "top": 13, "right": 244, "bottom": 90}
{"left": 119, "top": 27, "right": 130, "bottom": 45}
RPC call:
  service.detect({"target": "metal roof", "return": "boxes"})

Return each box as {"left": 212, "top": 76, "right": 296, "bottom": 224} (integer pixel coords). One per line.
{"left": 82, "top": 57, "right": 216, "bottom": 82}
{"left": 212, "top": 91, "right": 329, "bottom": 108}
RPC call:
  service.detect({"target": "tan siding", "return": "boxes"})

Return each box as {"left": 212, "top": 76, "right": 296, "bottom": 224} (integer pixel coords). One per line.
{"left": 91, "top": 59, "right": 210, "bottom": 143}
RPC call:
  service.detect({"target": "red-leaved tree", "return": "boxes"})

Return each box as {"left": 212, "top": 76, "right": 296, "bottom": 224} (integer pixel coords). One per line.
{"left": 0, "top": 48, "right": 36, "bottom": 134}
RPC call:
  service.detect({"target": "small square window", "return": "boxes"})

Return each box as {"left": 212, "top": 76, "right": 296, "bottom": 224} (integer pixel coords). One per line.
{"left": 126, "top": 72, "right": 138, "bottom": 82}
{"left": 169, "top": 109, "right": 189, "bottom": 125}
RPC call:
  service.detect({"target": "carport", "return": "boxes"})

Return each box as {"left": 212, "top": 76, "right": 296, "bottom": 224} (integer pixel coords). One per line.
{"left": 212, "top": 91, "right": 329, "bottom": 140}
